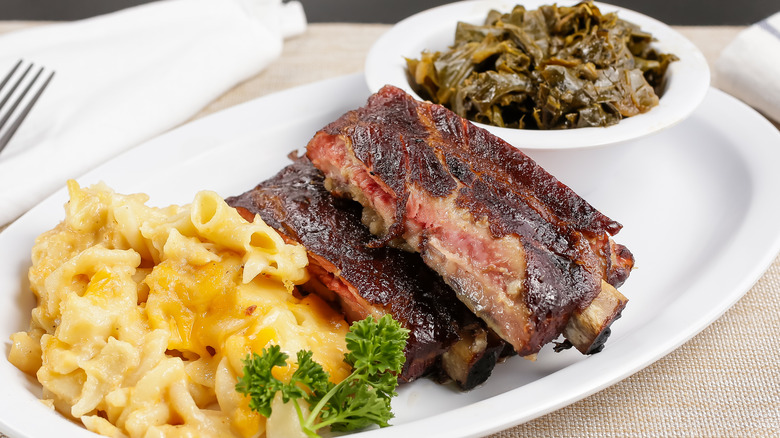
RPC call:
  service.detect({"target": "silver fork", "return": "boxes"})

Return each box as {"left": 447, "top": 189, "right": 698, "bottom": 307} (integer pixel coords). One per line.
{"left": 0, "top": 60, "right": 55, "bottom": 155}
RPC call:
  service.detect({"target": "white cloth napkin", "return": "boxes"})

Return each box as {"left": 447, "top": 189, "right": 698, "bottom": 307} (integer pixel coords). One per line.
{"left": 0, "top": 0, "right": 306, "bottom": 226}
{"left": 715, "top": 11, "right": 780, "bottom": 123}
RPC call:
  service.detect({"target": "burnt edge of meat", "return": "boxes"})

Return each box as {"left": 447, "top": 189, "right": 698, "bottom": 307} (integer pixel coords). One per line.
{"left": 311, "top": 85, "right": 634, "bottom": 355}
{"left": 319, "top": 87, "right": 622, "bottom": 238}
{"left": 436, "top": 325, "right": 509, "bottom": 389}
{"left": 225, "top": 155, "right": 503, "bottom": 389}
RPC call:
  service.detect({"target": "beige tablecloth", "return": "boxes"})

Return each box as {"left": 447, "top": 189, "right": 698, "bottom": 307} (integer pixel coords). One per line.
{"left": 2, "top": 23, "right": 779, "bottom": 438}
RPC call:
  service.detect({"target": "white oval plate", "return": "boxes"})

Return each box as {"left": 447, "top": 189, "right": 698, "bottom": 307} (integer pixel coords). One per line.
{"left": 365, "top": 0, "right": 711, "bottom": 149}
{"left": 2, "top": 74, "right": 779, "bottom": 437}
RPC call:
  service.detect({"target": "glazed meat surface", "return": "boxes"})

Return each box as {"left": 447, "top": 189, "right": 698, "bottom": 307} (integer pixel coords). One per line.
{"left": 226, "top": 157, "right": 504, "bottom": 388}
{"left": 306, "top": 85, "right": 634, "bottom": 356}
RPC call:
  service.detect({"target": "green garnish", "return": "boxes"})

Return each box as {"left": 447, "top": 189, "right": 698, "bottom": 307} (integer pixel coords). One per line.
{"left": 235, "top": 314, "right": 410, "bottom": 437}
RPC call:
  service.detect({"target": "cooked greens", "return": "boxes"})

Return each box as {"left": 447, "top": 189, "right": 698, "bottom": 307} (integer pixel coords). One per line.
{"left": 406, "top": 1, "right": 678, "bottom": 130}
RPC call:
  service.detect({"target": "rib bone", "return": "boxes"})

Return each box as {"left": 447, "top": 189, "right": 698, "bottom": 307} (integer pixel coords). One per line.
{"left": 563, "top": 281, "right": 628, "bottom": 354}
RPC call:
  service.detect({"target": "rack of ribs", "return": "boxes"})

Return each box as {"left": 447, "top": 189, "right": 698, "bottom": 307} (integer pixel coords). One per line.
{"left": 226, "top": 156, "right": 507, "bottom": 389}
{"left": 306, "top": 85, "right": 635, "bottom": 357}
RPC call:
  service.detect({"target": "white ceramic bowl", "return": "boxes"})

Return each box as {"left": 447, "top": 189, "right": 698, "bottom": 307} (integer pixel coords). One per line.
{"left": 365, "top": 0, "right": 711, "bottom": 193}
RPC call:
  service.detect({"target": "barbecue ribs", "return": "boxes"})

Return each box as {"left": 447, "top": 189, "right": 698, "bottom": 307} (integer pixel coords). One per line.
{"left": 306, "top": 85, "right": 634, "bottom": 357}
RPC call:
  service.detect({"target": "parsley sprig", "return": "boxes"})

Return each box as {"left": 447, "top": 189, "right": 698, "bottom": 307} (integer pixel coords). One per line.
{"left": 235, "top": 315, "right": 409, "bottom": 437}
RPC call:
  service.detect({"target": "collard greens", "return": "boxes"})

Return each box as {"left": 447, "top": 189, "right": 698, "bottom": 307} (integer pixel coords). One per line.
{"left": 406, "top": 1, "right": 678, "bottom": 130}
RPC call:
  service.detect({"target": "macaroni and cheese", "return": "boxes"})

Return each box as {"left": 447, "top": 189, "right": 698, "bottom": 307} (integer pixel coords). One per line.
{"left": 9, "top": 180, "right": 351, "bottom": 438}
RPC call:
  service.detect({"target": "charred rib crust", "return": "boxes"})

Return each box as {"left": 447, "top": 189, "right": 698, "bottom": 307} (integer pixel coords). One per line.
{"left": 310, "top": 85, "right": 634, "bottom": 355}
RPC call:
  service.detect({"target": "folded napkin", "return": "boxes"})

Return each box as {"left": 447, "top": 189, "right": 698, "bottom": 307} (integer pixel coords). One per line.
{"left": 0, "top": 0, "right": 306, "bottom": 226}
{"left": 715, "top": 11, "right": 780, "bottom": 123}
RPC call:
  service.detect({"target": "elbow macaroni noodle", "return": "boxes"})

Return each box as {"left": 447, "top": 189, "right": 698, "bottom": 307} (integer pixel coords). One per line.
{"left": 9, "top": 181, "right": 352, "bottom": 438}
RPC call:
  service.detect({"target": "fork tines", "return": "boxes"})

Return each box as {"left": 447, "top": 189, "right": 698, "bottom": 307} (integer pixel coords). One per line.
{"left": 0, "top": 59, "right": 55, "bottom": 154}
